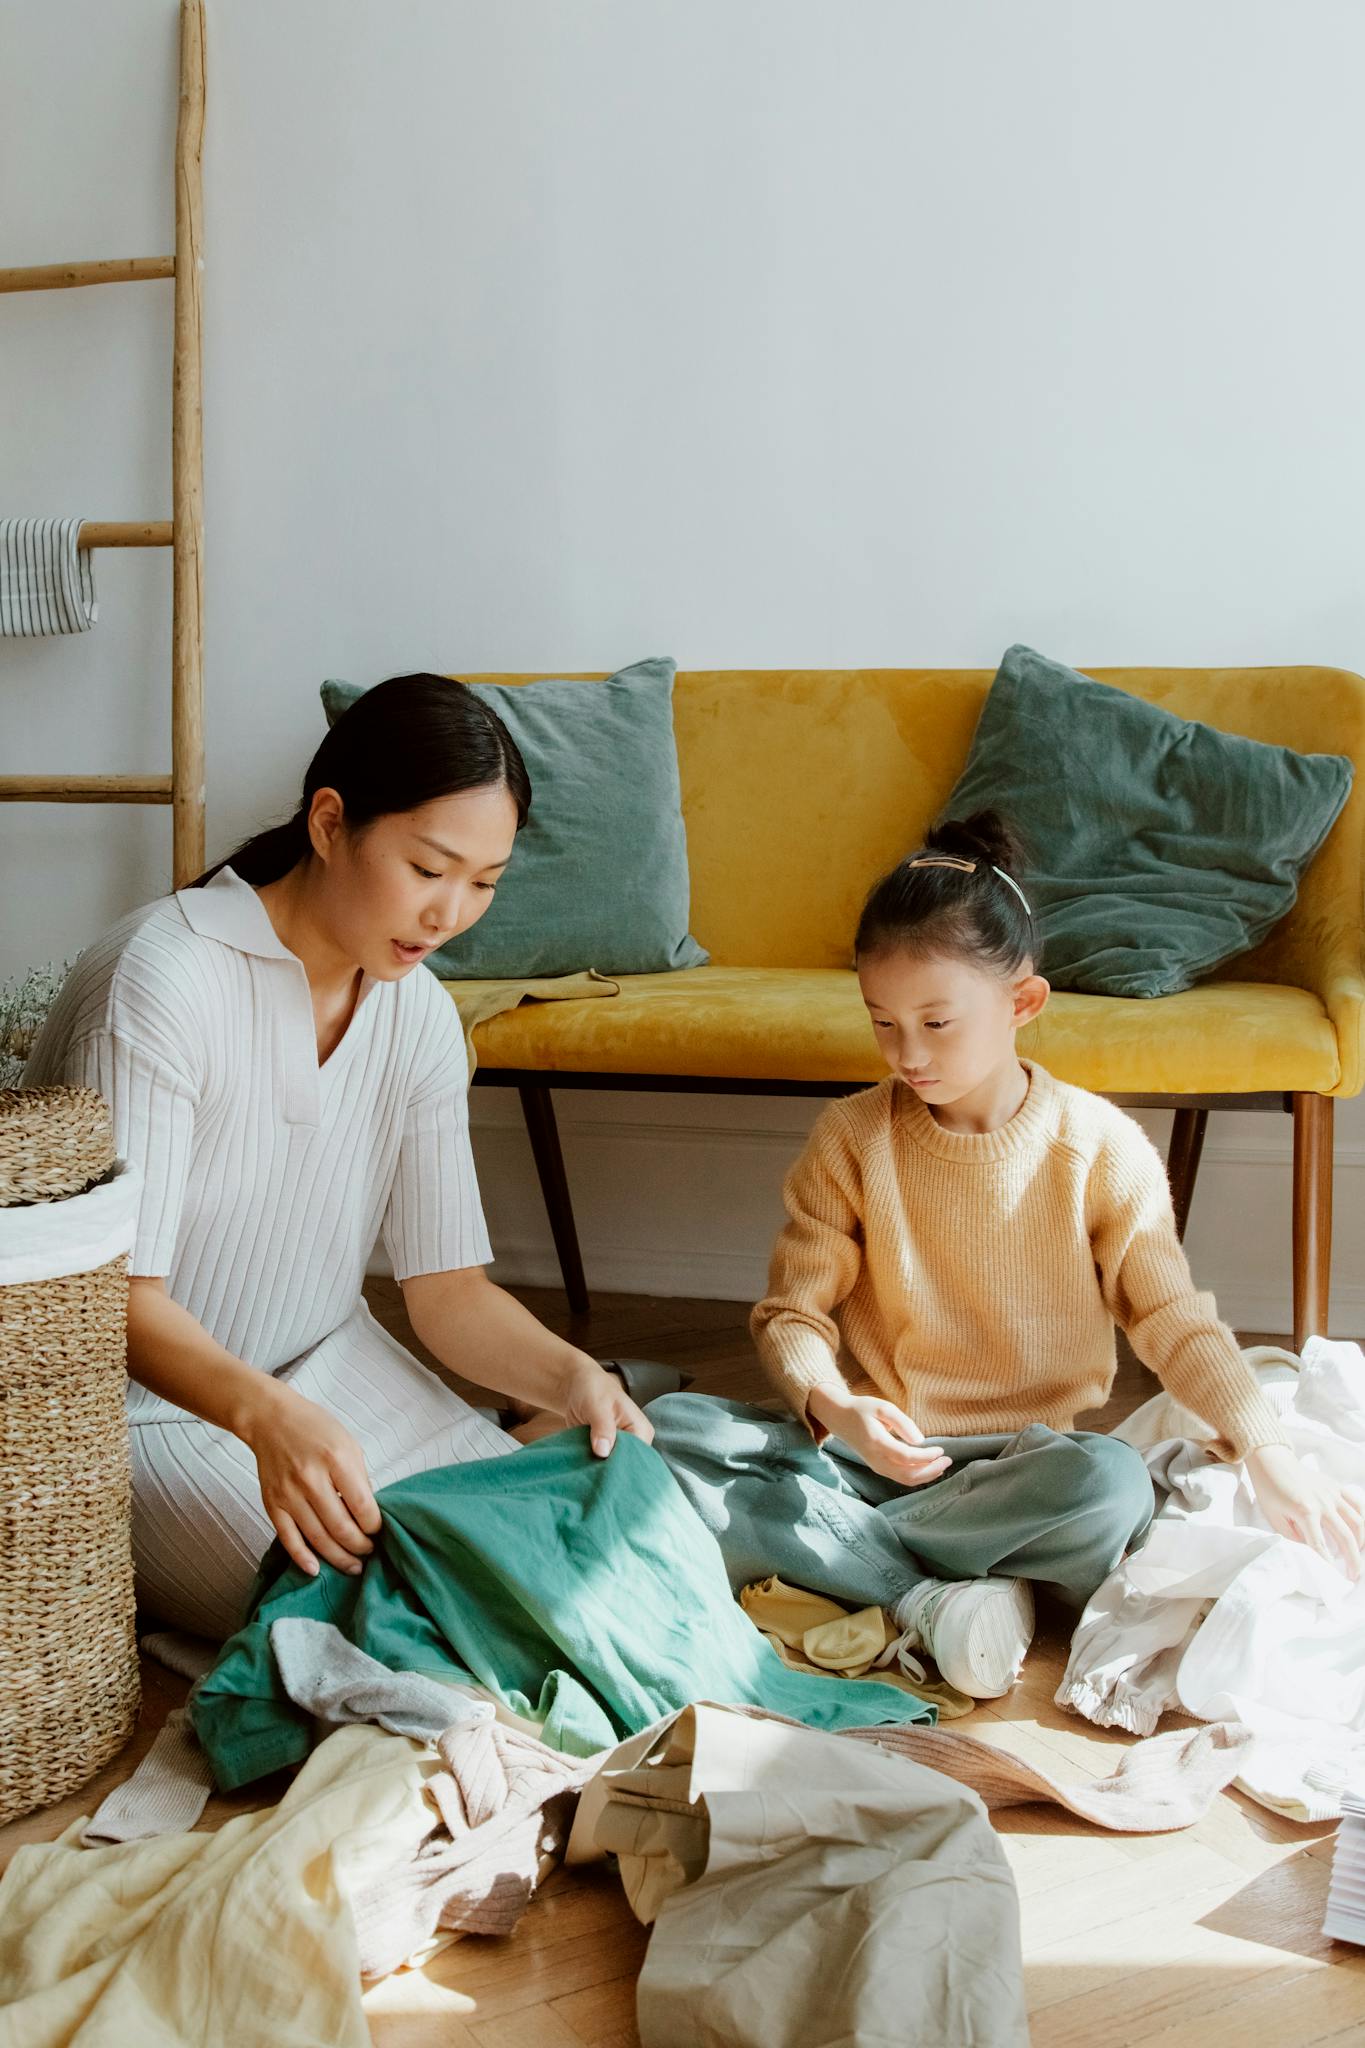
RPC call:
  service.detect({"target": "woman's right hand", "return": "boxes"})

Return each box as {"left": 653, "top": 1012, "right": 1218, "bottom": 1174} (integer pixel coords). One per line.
{"left": 806, "top": 1384, "right": 952, "bottom": 1488}
{"left": 125, "top": 1278, "right": 382, "bottom": 1578}
{"left": 241, "top": 1380, "right": 383, "bottom": 1579}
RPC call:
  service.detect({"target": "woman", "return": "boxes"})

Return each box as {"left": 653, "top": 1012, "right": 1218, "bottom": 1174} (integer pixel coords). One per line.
{"left": 26, "top": 675, "right": 650, "bottom": 1640}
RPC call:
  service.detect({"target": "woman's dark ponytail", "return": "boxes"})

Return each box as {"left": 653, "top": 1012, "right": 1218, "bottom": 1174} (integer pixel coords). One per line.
{"left": 210, "top": 810, "right": 312, "bottom": 887}
{"left": 194, "top": 674, "right": 531, "bottom": 888}
{"left": 855, "top": 807, "right": 1039, "bottom": 975}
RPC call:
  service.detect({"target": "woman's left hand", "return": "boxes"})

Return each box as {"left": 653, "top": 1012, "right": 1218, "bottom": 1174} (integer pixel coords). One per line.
{"left": 558, "top": 1354, "right": 655, "bottom": 1458}
{"left": 1244, "top": 1443, "right": 1365, "bottom": 1579}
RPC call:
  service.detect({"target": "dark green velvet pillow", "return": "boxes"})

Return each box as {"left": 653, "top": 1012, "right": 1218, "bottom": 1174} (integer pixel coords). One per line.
{"left": 945, "top": 644, "right": 1353, "bottom": 998}
{"left": 321, "top": 658, "right": 708, "bottom": 978}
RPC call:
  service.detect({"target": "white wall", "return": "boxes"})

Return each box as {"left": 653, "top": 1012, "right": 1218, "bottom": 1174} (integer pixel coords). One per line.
{"left": 4, "top": 0, "right": 1364, "bottom": 1330}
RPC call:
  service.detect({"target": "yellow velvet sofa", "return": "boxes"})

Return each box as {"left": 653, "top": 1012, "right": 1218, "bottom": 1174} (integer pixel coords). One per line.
{"left": 445, "top": 665, "right": 1365, "bottom": 1341}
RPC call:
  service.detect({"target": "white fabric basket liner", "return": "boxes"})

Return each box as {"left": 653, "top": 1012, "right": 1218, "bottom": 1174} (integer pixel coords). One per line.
{"left": 0, "top": 1158, "right": 141, "bottom": 1287}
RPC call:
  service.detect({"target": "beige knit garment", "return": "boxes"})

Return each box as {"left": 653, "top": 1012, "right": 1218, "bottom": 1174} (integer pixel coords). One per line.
{"left": 751, "top": 1060, "right": 1288, "bottom": 1461}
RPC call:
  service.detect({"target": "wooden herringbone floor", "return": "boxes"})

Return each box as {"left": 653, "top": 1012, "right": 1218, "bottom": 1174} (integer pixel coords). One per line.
{"left": 4, "top": 1285, "right": 1363, "bottom": 2046}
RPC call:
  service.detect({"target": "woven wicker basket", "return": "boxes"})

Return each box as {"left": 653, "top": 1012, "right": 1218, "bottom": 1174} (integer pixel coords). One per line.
{"left": 0, "top": 1086, "right": 140, "bottom": 1826}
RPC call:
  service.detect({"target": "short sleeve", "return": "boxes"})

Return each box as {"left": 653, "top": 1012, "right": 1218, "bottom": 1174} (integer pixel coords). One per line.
{"left": 61, "top": 1031, "right": 197, "bottom": 1277}
{"left": 381, "top": 994, "right": 492, "bottom": 1281}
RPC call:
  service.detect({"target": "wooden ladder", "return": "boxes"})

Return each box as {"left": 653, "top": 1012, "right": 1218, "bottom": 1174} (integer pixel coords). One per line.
{"left": 0, "top": 0, "right": 207, "bottom": 889}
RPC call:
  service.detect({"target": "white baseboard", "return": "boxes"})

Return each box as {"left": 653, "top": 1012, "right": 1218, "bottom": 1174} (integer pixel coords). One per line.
{"left": 482, "top": 1238, "right": 1365, "bottom": 1334}
{"left": 485, "top": 1237, "right": 772, "bottom": 1300}
{"left": 469, "top": 1085, "right": 1365, "bottom": 1164}
{"left": 466, "top": 1086, "right": 1365, "bottom": 1331}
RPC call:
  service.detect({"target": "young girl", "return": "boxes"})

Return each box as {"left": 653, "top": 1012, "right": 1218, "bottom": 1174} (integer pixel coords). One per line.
{"left": 25, "top": 675, "right": 650, "bottom": 1641}
{"left": 650, "top": 810, "right": 1364, "bottom": 1699}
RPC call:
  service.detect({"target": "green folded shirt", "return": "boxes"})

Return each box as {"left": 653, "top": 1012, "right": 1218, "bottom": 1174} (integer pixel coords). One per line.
{"left": 190, "top": 1430, "right": 932, "bottom": 1791}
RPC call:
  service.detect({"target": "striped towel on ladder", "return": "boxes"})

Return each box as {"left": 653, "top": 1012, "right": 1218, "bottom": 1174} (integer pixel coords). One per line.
{"left": 0, "top": 518, "right": 98, "bottom": 635}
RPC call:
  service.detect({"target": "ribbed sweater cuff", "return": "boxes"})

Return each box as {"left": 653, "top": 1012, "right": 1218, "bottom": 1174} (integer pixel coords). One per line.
{"left": 1211, "top": 1393, "right": 1292, "bottom": 1463}
{"left": 1136, "top": 1298, "right": 1293, "bottom": 1462}
{"left": 1181, "top": 1361, "right": 1291, "bottom": 1462}
{"left": 758, "top": 1330, "right": 847, "bottom": 1440}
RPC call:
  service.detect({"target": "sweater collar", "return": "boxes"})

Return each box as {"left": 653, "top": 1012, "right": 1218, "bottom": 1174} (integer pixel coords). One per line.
{"left": 175, "top": 865, "right": 298, "bottom": 963}
{"left": 895, "top": 1058, "right": 1056, "bottom": 1162}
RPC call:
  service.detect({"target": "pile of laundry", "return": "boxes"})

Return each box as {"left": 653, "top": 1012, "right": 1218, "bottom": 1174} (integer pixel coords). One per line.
{"left": 0, "top": 1425, "right": 1267, "bottom": 2048}
{"left": 1058, "top": 1336, "right": 1365, "bottom": 1822}
{"left": 0, "top": 1678, "right": 1256, "bottom": 2048}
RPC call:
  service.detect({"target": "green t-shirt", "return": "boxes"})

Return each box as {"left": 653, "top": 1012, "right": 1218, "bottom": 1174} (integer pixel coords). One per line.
{"left": 191, "top": 1430, "right": 931, "bottom": 1791}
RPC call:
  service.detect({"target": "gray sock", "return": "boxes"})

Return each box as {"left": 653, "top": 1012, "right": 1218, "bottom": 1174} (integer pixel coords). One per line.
{"left": 82, "top": 1709, "right": 216, "bottom": 1844}
{"left": 269, "top": 1617, "right": 494, "bottom": 1743}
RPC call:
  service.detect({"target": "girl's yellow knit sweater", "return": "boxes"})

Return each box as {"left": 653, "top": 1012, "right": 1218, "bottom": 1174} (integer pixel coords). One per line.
{"left": 751, "top": 1059, "right": 1288, "bottom": 1462}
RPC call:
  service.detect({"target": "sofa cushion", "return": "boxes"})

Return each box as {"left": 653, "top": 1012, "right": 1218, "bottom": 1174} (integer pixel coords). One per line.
{"left": 443, "top": 967, "right": 1339, "bottom": 1095}
{"left": 321, "top": 659, "right": 708, "bottom": 978}
{"left": 945, "top": 644, "right": 1354, "bottom": 999}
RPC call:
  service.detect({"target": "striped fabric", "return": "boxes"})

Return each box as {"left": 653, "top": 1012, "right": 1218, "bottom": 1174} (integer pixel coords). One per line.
{"left": 0, "top": 517, "right": 98, "bottom": 634}
{"left": 25, "top": 866, "right": 516, "bottom": 1639}
{"left": 128, "top": 1308, "right": 515, "bottom": 1639}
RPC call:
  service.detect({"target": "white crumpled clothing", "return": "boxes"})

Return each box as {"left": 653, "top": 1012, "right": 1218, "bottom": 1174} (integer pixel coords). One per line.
{"left": 572, "top": 1701, "right": 1028, "bottom": 2048}
{"left": 1057, "top": 1339, "right": 1365, "bottom": 1821}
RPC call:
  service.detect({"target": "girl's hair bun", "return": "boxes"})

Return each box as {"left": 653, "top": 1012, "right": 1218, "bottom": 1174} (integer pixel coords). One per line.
{"left": 854, "top": 807, "right": 1037, "bottom": 974}
{"left": 923, "top": 808, "right": 1027, "bottom": 877}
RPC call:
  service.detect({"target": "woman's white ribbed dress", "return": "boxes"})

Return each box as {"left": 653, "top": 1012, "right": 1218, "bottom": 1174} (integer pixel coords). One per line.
{"left": 25, "top": 866, "right": 516, "bottom": 1639}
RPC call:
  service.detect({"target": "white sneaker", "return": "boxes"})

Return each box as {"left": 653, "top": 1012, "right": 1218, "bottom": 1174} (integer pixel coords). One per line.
{"left": 886, "top": 1576, "right": 1034, "bottom": 1699}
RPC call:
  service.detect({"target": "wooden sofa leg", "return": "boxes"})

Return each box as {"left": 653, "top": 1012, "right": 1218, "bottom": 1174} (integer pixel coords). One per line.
{"left": 1292, "top": 1092, "right": 1333, "bottom": 1351}
{"left": 1166, "top": 1108, "right": 1208, "bottom": 1242}
{"left": 518, "top": 1084, "right": 590, "bottom": 1316}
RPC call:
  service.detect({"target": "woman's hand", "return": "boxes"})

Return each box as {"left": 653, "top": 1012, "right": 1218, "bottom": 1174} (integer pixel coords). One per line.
{"left": 557, "top": 1354, "right": 654, "bottom": 1457}
{"left": 241, "top": 1379, "right": 383, "bottom": 1579}
{"left": 1245, "top": 1443, "right": 1365, "bottom": 1579}
{"left": 807, "top": 1383, "right": 952, "bottom": 1487}
{"left": 402, "top": 1269, "right": 653, "bottom": 1458}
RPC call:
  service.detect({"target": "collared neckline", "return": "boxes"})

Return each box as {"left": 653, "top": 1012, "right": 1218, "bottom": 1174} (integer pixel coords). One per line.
{"left": 176, "top": 865, "right": 300, "bottom": 963}
{"left": 175, "top": 864, "right": 380, "bottom": 1123}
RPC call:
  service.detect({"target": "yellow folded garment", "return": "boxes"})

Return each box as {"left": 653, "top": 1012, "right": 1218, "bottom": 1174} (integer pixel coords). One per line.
{"left": 0, "top": 1725, "right": 431, "bottom": 2048}
{"left": 739, "top": 1575, "right": 975, "bottom": 1719}
{"left": 446, "top": 969, "right": 620, "bottom": 1072}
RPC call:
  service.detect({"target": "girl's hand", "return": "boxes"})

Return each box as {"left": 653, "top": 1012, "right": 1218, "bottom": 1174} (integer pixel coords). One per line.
{"left": 1245, "top": 1443, "right": 1365, "bottom": 1579}
{"left": 807, "top": 1384, "right": 952, "bottom": 1487}
{"left": 558, "top": 1354, "right": 654, "bottom": 1457}
{"left": 242, "top": 1379, "right": 383, "bottom": 1579}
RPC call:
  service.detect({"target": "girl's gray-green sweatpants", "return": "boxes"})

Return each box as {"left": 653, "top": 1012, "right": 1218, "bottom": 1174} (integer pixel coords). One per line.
{"left": 647, "top": 1394, "right": 1155, "bottom": 1611}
